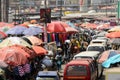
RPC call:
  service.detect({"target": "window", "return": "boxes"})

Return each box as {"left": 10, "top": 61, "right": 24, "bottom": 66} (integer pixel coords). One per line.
{"left": 67, "top": 65, "right": 87, "bottom": 76}
{"left": 57, "top": 0, "right": 64, "bottom": 5}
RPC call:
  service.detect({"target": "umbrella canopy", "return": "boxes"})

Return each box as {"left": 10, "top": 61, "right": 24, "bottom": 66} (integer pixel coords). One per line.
{"left": 23, "top": 36, "right": 43, "bottom": 46}
{"left": 0, "top": 46, "right": 29, "bottom": 66}
{"left": 81, "top": 22, "right": 97, "bottom": 29}
{"left": 6, "top": 26, "right": 27, "bottom": 35}
{"left": 0, "top": 31, "right": 7, "bottom": 39}
{"left": 108, "top": 27, "right": 120, "bottom": 32}
{"left": 111, "top": 38, "right": 120, "bottom": 45}
{"left": 0, "top": 60, "right": 8, "bottom": 68}
{"left": 47, "top": 21, "right": 78, "bottom": 33}
{"left": 23, "top": 27, "right": 43, "bottom": 35}
{"left": 0, "top": 37, "right": 31, "bottom": 48}
{"left": 10, "top": 44, "right": 35, "bottom": 58}
{"left": 32, "top": 46, "right": 47, "bottom": 55}
{"left": 97, "top": 23, "right": 110, "bottom": 30}
{"left": 106, "top": 31, "right": 120, "bottom": 38}
{"left": 102, "top": 53, "right": 120, "bottom": 68}
{"left": 0, "top": 26, "right": 10, "bottom": 32}
{"left": 98, "top": 50, "right": 110, "bottom": 64}
{"left": 18, "top": 24, "right": 29, "bottom": 28}
{"left": 98, "top": 50, "right": 120, "bottom": 64}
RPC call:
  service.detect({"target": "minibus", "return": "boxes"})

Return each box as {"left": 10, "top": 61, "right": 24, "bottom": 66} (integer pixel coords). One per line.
{"left": 63, "top": 59, "right": 97, "bottom": 80}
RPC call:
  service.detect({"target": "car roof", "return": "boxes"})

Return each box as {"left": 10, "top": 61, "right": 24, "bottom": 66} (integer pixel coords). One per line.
{"left": 91, "top": 39, "right": 106, "bottom": 42}
{"left": 74, "top": 51, "right": 100, "bottom": 58}
{"left": 37, "top": 71, "right": 58, "bottom": 76}
{"left": 67, "top": 59, "right": 93, "bottom": 65}
{"left": 87, "top": 43, "right": 106, "bottom": 47}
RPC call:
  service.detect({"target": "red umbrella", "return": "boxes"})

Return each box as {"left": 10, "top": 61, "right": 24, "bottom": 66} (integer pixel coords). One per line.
{"left": 81, "top": 22, "right": 97, "bottom": 29}
{"left": 32, "top": 46, "right": 47, "bottom": 55}
{"left": 47, "top": 21, "right": 78, "bottom": 33}
{"left": 98, "top": 50, "right": 110, "bottom": 63}
{"left": 0, "top": 31, "right": 7, "bottom": 39}
{"left": 106, "top": 31, "right": 120, "bottom": 38}
{"left": 10, "top": 45, "right": 35, "bottom": 58}
{"left": 0, "top": 46, "right": 29, "bottom": 66}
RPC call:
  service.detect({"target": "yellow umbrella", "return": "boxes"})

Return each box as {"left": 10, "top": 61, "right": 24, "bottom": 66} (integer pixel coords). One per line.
{"left": 108, "top": 26, "right": 120, "bottom": 32}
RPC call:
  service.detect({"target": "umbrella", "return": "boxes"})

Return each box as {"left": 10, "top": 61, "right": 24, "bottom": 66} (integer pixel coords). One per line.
{"left": 0, "top": 31, "right": 7, "bottom": 39}
{"left": 81, "top": 22, "right": 97, "bottom": 29}
{"left": 0, "top": 37, "right": 32, "bottom": 48}
{"left": 32, "top": 46, "right": 47, "bottom": 55}
{"left": 0, "top": 26, "right": 10, "bottom": 32}
{"left": 0, "top": 60, "right": 8, "bottom": 68}
{"left": 98, "top": 50, "right": 120, "bottom": 64}
{"left": 97, "top": 23, "right": 110, "bottom": 30}
{"left": 102, "top": 54, "right": 120, "bottom": 68}
{"left": 98, "top": 50, "right": 111, "bottom": 63}
{"left": 106, "top": 31, "right": 120, "bottom": 38}
{"left": 47, "top": 21, "right": 78, "bottom": 33}
{"left": 0, "top": 46, "right": 29, "bottom": 66}
{"left": 18, "top": 24, "right": 29, "bottom": 28}
{"left": 6, "top": 26, "right": 27, "bottom": 35}
{"left": 23, "top": 36, "right": 43, "bottom": 46}
{"left": 10, "top": 44, "right": 35, "bottom": 58}
{"left": 108, "top": 27, "right": 120, "bottom": 32}
{"left": 111, "top": 38, "right": 120, "bottom": 45}
{"left": 23, "top": 27, "right": 43, "bottom": 35}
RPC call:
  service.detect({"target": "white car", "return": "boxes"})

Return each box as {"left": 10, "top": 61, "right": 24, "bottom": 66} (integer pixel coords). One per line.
{"left": 87, "top": 44, "right": 107, "bottom": 53}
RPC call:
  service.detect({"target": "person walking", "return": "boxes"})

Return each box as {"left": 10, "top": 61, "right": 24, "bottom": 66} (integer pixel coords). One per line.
{"left": 55, "top": 48, "right": 62, "bottom": 72}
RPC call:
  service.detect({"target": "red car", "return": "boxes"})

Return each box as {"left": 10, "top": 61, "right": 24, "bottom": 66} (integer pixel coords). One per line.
{"left": 63, "top": 58, "right": 97, "bottom": 80}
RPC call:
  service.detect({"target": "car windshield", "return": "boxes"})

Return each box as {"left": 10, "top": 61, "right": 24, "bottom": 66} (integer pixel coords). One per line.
{"left": 67, "top": 65, "right": 87, "bottom": 76}
{"left": 87, "top": 46, "right": 104, "bottom": 53}
{"left": 37, "top": 76, "right": 57, "bottom": 80}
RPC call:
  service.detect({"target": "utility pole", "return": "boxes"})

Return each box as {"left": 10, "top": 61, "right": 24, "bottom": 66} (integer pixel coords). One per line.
{"left": 44, "top": 0, "right": 48, "bottom": 43}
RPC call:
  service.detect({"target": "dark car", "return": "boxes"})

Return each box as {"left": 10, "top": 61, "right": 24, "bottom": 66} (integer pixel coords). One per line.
{"left": 36, "top": 71, "right": 60, "bottom": 80}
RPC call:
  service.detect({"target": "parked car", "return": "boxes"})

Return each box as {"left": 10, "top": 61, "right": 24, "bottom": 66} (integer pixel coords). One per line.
{"left": 36, "top": 71, "right": 60, "bottom": 80}
{"left": 63, "top": 58, "right": 98, "bottom": 80}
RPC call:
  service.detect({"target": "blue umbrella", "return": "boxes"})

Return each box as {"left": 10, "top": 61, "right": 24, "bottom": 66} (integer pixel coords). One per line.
{"left": 66, "top": 21, "right": 76, "bottom": 28}
{"left": 6, "top": 26, "right": 27, "bottom": 35}
{"left": 23, "top": 27, "right": 43, "bottom": 36}
{"left": 102, "top": 54, "right": 120, "bottom": 68}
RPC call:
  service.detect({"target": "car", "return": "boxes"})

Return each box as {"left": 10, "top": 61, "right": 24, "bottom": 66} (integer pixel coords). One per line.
{"left": 73, "top": 51, "right": 100, "bottom": 60}
{"left": 64, "top": 58, "right": 98, "bottom": 80}
{"left": 90, "top": 39, "right": 107, "bottom": 46}
{"left": 87, "top": 44, "right": 107, "bottom": 53}
{"left": 36, "top": 71, "right": 60, "bottom": 80}
{"left": 73, "top": 51, "right": 103, "bottom": 78}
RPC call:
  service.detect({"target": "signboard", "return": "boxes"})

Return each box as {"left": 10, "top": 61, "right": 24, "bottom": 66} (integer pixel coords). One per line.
{"left": 40, "top": 8, "right": 51, "bottom": 23}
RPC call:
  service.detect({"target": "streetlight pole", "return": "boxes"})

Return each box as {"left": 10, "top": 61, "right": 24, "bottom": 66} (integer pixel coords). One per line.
{"left": 43, "top": 0, "right": 48, "bottom": 43}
